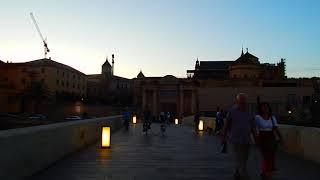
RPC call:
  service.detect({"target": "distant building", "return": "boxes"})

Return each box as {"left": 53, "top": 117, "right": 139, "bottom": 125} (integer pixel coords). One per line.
{"left": 184, "top": 50, "right": 314, "bottom": 117}
{"left": 132, "top": 50, "right": 315, "bottom": 120}
{"left": 187, "top": 49, "right": 286, "bottom": 80}
{"left": 133, "top": 72, "right": 198, "bottom": 118}
{"left": 86, "top": 55, "right": 133, "bottom": 104}
{"left": 0, "top": 58, "right": 87, "bottom": 113}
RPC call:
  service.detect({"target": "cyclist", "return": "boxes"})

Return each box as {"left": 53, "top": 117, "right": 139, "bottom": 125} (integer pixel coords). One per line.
{"left": 143, "top": 106, "right": 151, "bottom": 135}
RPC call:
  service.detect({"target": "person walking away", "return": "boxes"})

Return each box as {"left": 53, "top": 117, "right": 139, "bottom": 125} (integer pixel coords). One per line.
{"left": 255, "top": 102, "right": 283, "bottom": 180}
{"left": 215, "top": 107, "right": 221, "bottom": 134}
{"left": 222, "top": 93, "right": 258, "bottom": 180}
{"left": 160, "top": 112, "right": 165, "bottom": 123}
{"left": 194, "top": 111, "right": 200, "bottom": 133}
{"left": 159, "top": 112, "right": 166, "bottom": 136}
{"left": 167, "top": 112, "right": 171, "bottom": 124}
{"left": 143, "top": 106, "right": 151, "bottom": 133}
{"left": 220, "top": 109, "right": 225, "bottom": 130}
{"left": 122, "top": 107, "right": 130, "bottom": 131}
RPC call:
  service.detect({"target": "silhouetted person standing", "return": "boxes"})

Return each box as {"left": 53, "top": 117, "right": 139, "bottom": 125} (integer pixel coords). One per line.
{"left": 143, "top": 106, "right": 151, "bottom": 133}
{"left": 215, "top": 107, "right": 221, "bottom": 134}
{"left": 194, "top": 111, "right": 200, "bottom": 133}
{"left": 220, "top": 109, "right": 225, "bottom": 130}
{"left": 122, "top": 107, "right": 130, "bottom": 131}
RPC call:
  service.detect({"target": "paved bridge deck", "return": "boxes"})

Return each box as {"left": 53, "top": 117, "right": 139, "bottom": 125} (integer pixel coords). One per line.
{"left": 30, "top": 124, "right": 319, "bottom": 180}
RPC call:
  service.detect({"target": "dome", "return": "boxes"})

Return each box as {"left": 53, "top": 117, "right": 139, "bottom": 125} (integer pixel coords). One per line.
{"left": 233, "top": 52, "right": 260, "bottom": 65}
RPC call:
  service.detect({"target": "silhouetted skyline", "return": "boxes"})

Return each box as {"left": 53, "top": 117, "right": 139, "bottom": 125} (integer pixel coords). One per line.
{"left": 0, "top": 0, "right": 319, "bottom": 78}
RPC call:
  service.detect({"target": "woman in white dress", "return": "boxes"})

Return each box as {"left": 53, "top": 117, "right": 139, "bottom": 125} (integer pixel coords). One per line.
{"left": 255, "top": 102, "right": 283, "bottom": 180}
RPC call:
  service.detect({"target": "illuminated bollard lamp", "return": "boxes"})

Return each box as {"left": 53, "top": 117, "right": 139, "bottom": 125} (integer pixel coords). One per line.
{"left": 132, "top": 115, "right": 137, "bottom": 124}
{"left": 101, "top": 126, "right": 111, "bottom": 148}
{"left": 198, "top": 120, "right": 204, "bottom": 131}
{"left": 175, "top": 118, "right": 179, "bottom": 125}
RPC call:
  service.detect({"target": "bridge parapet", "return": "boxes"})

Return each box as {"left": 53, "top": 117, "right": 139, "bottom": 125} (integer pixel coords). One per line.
{"left": 0, "top": 115, "right": 123, "bottom": 180}
{"left": 279, "top": 125, "right": 320, "bottom": 164}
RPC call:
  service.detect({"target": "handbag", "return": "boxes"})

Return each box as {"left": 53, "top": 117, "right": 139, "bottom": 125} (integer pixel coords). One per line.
{"left": 271, "top": 117, "right": 279, "bottom": 149}
{"left": 220, "top": 142, "right": 227, "bottom": 153}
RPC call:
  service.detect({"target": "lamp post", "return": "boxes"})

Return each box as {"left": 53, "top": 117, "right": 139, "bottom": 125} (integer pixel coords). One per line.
{"left": 175, "top": 118, "right": 179, "bottom": 125}
{"left": 101, "top": 126, "right": 111, "bottom": 148}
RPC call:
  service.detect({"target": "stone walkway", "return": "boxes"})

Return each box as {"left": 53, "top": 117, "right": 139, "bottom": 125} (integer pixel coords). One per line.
{"left": 29, "top": 124, "right": 319, "bottom": 180}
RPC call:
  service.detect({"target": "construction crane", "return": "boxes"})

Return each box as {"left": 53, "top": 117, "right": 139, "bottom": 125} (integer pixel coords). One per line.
{"left": 30, "top": 12, "right": 50, "bottom": 59}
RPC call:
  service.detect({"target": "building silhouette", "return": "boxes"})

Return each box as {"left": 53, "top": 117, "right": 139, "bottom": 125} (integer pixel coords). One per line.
{"left": 87, "top": 54, "right": 132, "bottom": 104}
{"left": 133, "top": 73, "right": 198, "bottom": 118}
{"left": 133, "top": 50, "right": 315, "bottom": 122}
{"left": 187, "top": 49, "right": 285, "bottom": 80}
{"left": 0, "top": 58, "right": 87, "bottom": 113}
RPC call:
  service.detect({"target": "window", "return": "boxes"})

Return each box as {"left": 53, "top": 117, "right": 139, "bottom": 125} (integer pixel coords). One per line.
{"left": 287, "top": 94, "right": 296, "bottom": 106}
{"left": 73, "top": 74, "right": 75, "bottom": 79}
{"left": 56, "top": 79, "right": 59, "bottom": 85}
{"left": 41, "top": 68, "right": 45, "bottom": 73}
{"left": 244, "top": 74, "right": 248, "bottom": 78}
{"left": 233, "top": 74, "right": 237, "bottom": 79}
{"left": 66, "top": 82, "right": 69, "bottom": 87}
{"left": 78, "top": 84, "right": 80, "bottom": 89}
{"left": 41, "top": 78, "right": 45, "bottom": 83}
{"left": 57, "top": 70, "right": 59, "bottom": 75}
{"left": 303, "top": 96, "right": 311, "bottom": 105}
{"left": 62, "top": 72, "right": 65, "bottom": 77}
{"left": 159, "top": 90, "right": 177, "bottom": 97}
{"left": 73, "top": 83, "right": 75, "bottom": 88}
{"left": 62, "top": 81, "right": 64, "bottom": 86}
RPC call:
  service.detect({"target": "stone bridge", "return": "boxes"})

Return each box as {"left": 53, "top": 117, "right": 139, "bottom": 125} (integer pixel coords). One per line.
{"left": 0, "top": 116, "right": 319, "bottom": 180}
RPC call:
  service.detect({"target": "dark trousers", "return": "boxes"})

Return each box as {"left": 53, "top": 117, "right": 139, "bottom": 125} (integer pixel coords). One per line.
{"left": 232, "top": 144, "right": 250, "bottom": 179}
{"left": 259, "top": 131, "right": 276, "bottom": 174}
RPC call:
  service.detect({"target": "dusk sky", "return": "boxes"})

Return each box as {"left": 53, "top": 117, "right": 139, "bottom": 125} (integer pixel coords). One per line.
{"left": 0, "top": 0, "right": 319, "bottom": 78}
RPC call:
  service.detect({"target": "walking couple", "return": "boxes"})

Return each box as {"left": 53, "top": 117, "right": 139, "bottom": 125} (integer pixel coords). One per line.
{"left": 222, "top": 93, "right": 283, "bottom": 180}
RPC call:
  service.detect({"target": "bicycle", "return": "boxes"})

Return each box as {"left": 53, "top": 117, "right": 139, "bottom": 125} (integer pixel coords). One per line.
{"left": 142, "top": 119, "right": 151, "bottom": 136}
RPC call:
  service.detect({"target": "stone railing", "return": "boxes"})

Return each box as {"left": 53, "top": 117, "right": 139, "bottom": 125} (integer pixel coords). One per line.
{"left": 279, "top": 125, "right": 320, "bottom": 164}
{"left": 0, "top": 115, "right": 123, "bottom": 180}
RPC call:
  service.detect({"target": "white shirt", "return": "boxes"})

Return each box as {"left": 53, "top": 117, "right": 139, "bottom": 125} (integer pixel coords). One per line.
{"left": 255, "top": 115, "right": 278, "bottom": 131}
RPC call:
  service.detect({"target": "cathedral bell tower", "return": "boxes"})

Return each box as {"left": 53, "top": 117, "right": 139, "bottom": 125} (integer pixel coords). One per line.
{"left": 102, "top": 56, "right": 112, "bottom": 79}
{"left": 111, "top": 54, "right": 114, "bottom": 76}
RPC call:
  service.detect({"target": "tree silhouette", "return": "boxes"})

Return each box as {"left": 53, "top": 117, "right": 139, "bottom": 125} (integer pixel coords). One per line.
{"left": 21, "top": 81, "right": 51, "bottom": 113}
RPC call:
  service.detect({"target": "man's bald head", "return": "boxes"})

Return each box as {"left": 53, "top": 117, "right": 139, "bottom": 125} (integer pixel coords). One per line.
{"left": 236, "top": 93, "right": 247, "bottom": 110}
